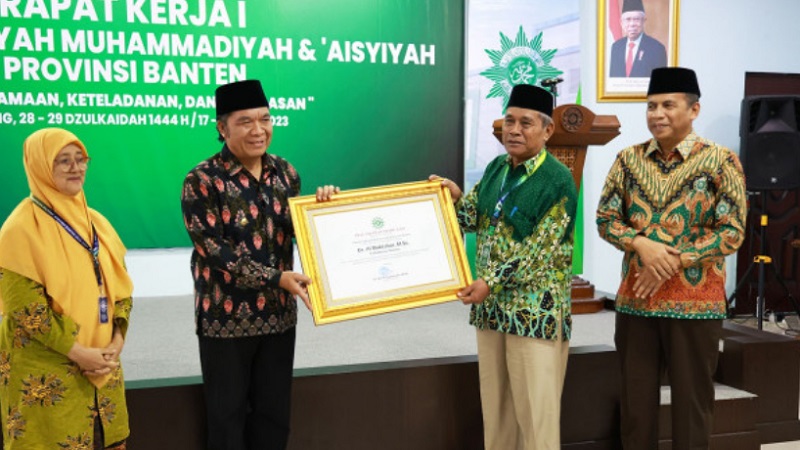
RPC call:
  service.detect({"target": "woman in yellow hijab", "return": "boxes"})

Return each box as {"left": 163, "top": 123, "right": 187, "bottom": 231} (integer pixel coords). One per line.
{"left": 0, "top": 128, "right": 134, "bottom": 449}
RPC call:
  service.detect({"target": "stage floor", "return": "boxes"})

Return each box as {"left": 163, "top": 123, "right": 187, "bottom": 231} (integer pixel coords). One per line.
{"left": 121, "top": 296, "right": 617, "bottom": 385}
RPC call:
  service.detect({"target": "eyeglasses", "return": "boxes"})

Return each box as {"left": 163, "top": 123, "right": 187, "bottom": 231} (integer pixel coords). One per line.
{"left": 54, "top": 156, "right": 91, "bottom": 171}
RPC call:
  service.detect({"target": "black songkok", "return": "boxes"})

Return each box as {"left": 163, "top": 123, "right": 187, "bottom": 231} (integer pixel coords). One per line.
{"left": 647, "top": 67, "right": 701, "bottom": 97}
{"left": 622, "top": 0, "right": 645, "bottom": 13}
{"left": 506, "top": 84, "right": 554, "bottom": 117}
{"left": 215, "top": 80, "right": 269, "bottom": 117}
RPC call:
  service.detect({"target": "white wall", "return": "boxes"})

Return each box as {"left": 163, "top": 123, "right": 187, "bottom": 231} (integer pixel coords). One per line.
{"left": 578, "top": 0, "right": 800, "bottom": 295}
{"left": 126, "top": 248, "right": 193, "bottom": 297}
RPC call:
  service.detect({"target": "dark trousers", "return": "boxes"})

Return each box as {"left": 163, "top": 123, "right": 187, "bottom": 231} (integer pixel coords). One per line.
{"left": 198, "top": 328, "right": 296, "bottom": 450}
{"left": 615, "top": 313, "right": 723, "bottom": 450}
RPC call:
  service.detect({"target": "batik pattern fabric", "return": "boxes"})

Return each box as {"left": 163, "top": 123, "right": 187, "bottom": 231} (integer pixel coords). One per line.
{"left": 0, "top": 269, "right": 131, "bottom": 449}
{"left": 457, "top": 151, "right": 578, "bottom": 341}
{"left": 596, "top": 132, "right": 747, "bottom": 319}
{"left": 181, "top": 146, "right": 300, "bottom": 338}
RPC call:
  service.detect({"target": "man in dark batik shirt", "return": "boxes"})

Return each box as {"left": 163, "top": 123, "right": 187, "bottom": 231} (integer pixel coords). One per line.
{"left": 181, "top": 79, "right": 311, "bottom": 450}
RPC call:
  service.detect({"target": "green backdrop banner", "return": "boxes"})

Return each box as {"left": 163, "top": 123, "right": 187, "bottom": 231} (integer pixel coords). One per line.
{"left": 0, "top": 0, "right": 464, "bottom": 248}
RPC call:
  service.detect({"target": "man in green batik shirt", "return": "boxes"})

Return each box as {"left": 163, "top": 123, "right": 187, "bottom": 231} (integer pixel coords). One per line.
{"left": 436, "top": 84, "right": 577, "bottom": 450}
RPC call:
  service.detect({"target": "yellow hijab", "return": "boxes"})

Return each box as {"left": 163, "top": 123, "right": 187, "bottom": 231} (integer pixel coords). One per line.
{"left": 0, "top": 128, "right": 133, "bottom": 387}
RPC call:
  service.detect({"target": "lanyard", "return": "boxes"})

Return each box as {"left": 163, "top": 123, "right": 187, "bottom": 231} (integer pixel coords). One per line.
{"left": 31, "top": 196, "right": 109, "bottom": 323}
{"left": 31, "top": 196, "right": 103, "bottom": 287}
{"left": 488, "top": 150, "right": 547, "bottom": 235}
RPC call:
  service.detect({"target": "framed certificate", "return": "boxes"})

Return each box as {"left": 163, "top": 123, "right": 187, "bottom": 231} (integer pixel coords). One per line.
{"left": 289, "top": 180, "right": 472, "bottom": 325}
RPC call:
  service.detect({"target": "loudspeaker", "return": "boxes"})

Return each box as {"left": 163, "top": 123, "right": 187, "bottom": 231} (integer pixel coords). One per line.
{"left": 739, "top": 95, "right": 800, "bottom": 190}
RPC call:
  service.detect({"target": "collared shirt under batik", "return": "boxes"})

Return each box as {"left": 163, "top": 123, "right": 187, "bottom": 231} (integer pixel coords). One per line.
{"left": 596, "top": 132, "right": 747, "bottom": 319}
{"left": 457, "top": 151, "right": 578, "bottom": 341}
{"left": 181, "top": 146, "right": 300, "bottom": 338}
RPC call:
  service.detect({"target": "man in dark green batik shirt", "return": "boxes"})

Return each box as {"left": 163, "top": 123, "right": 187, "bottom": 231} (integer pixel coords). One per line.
{"left": 436, "top": 84, "right": 577, "bottom": 450}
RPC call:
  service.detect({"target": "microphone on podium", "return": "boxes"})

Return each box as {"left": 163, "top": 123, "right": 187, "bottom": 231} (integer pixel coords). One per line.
{"left": 541, "top": 77, "right": 564, "bottom": 106}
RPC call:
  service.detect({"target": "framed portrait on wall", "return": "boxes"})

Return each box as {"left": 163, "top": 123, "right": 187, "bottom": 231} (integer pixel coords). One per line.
{"left": 597, "top": 0, "right": 680, "bottom": 102}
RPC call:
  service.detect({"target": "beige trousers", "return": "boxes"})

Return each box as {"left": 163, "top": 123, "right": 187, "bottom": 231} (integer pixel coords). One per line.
{"left": 476, "top": 328, "right": 570, "bottom": 450}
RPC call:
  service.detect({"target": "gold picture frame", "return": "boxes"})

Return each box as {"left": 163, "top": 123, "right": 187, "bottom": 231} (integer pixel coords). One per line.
{"left": 289, "top": 180, "right": 472, "bottom": 325}
{"left": 597, "top": 0, "right": 680, "bottom": 102}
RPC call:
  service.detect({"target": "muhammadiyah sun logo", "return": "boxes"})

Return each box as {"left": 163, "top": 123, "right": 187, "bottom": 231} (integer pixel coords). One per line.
{"left": 480, "top": 26, "right": 563, "bottom": 108}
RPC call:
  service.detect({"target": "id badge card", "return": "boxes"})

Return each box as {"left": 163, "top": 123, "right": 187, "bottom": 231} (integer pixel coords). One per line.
{"left": 98, "top": 285, "right": 109, "bottom": 324}
{"left": 477, "top": 240, "right": 491, "bottom": 268}
{"left": 99, "top": 297, "right": 109, "bottom": 324}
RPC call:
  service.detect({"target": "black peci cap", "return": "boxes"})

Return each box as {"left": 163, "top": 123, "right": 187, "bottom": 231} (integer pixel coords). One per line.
{"left": 215, "top": 80, "right": 269, "bottom": 117}
{"left": 647, "top": 67, "right": 701, "bottom": 97}
{"left": 622, "top": 0, "right": 645, "bottom": 13}
{"left": 506, "top": 84, "right": 554, "bottom": 117}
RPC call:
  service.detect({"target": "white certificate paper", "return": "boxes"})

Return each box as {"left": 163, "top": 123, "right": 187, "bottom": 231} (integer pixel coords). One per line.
{"left": 312, "top": 197, "right": 455, "bottom": 306}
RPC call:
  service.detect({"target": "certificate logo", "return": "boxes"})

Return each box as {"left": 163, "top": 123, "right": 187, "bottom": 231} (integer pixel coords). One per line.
{"left": 378, "top": 265, "right": 393, "bottom": 278}
{"left": 480, "top": 26, "right": 563, "bottom": 108}
{"left": 372, "top": 217, "right": 385, "bottom": 229}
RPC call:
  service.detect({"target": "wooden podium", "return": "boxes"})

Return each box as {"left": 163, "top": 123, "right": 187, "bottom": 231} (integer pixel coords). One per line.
{"left": 492, "top": 104, "right": 620, "bottom": 314}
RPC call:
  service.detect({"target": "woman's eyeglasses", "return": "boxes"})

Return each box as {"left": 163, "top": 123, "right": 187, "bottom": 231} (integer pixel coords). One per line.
{"left": 54, "top": 156, "right": 91, "bottom": 171}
